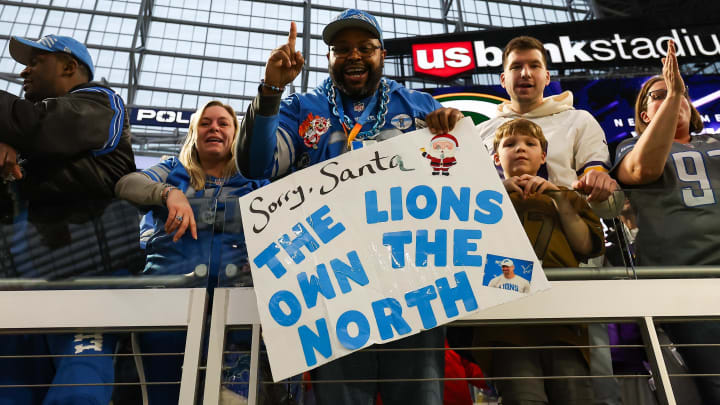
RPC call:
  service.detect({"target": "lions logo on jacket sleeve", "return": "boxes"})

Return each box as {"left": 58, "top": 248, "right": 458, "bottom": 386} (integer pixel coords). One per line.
{"left": 299, "top": 113, "right": 331, "bottom": 149}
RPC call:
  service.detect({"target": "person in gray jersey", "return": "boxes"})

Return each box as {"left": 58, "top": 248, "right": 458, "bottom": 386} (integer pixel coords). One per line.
{"left": 613, "top": 42, "right": 720, "bottom": 266}
{"left": 612, "top": 40, "right": 720, "bottom": 403}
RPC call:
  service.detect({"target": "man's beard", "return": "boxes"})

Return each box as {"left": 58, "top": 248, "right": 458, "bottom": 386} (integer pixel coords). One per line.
{"left": 23, "top": 85, "right": 47, "bottom": 103}
{"left": 329, "top": 61, "right": 384, "bottom": 100}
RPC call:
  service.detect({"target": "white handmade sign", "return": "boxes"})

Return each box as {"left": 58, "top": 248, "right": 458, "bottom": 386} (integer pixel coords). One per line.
{"left": 239, "top": 117, "right": 549, "bottom": 381}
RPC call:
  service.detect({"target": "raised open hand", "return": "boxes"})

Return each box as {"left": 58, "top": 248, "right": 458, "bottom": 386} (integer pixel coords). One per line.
{"left": 662, "top": 40, "right": 685, "bottom": 98}
{"left": 263, "top": 22, "right": 305, "bottom": 91}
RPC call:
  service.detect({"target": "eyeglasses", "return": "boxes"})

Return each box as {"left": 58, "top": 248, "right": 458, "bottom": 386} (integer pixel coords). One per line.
{"left": 648, "top": 85, "right": 689, "bottom": 102}
{"left": 330, "top": 44, "right": 381, "bottom": 58}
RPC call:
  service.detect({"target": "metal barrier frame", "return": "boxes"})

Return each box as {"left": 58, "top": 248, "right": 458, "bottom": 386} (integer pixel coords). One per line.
{"left": 204, "top": 279, "right": 720, "bottom": 405}
{"left": 204, "top": 287, "right": 260, "bottom": 405}
{"left": 0, "top": 288, "right": 208, "bottom": 405}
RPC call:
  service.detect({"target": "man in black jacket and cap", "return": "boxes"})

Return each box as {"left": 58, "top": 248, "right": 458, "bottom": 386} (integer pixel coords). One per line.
{"left": 0, "top": 34, "right": 137, "bottom": 405}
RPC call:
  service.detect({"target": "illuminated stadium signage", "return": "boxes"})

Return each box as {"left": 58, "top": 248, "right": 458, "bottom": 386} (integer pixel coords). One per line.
{"left": 129, "top": 107, "right": 244, "bottom": 128}
{"left": 130, "top": 108, "right": 194, "bottom": 127}
{"left": 412, "top": 42, "right": 475, "bottom": 78}
{"left": 428, "top": 74, "right": 720, "bottom": 147}
{"left": 412, "top": 30, "right": 720, "bottom": 79}
{"left": 386, "top": 16, "right": 720, "bottom": 80}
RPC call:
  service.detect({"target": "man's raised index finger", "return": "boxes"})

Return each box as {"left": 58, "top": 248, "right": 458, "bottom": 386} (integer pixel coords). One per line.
{"left": 288, "top": 21, "right": 297, "bottom": 51}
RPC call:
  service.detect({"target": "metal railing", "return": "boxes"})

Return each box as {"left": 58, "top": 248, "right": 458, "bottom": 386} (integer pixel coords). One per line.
{"left": 0, "top": 273, "right": 718, "bottom": 404}
{"left": 204, "top": 276, "right": 720, "bottom": 405}
{"left": 0, "top": 288, "right": 208, "bottom": 405}
{"left": 2, "top": 191, "right": 719, "bottom": 404}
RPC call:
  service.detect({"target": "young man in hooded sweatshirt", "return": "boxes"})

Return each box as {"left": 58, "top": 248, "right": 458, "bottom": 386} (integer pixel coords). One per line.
{"left": 474, "top": 35, "right": 621, "bottom": 405}
{"left": 475, "top": 36, "right": 617, "bottom": 204}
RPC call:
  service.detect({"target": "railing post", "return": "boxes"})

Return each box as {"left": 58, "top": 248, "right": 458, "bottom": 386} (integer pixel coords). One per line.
{"left": 301, "top": 0, "right": 312, "bottom": 93}
{"left": 640, "top": 316, "right": 676, "bottom": 405}
{"left": 248, "top": 323, "right": 262, "bottom": 405}
{"left": 178, "top": 288, "right": 208, "bottom": 405}
{"left": 203, "top": 288, "right": 229, "bottom": 403}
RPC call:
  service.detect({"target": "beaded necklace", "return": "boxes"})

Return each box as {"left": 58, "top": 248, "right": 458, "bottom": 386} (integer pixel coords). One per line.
{"left": 326, "top": 78, "right": 390, "bottom": 145}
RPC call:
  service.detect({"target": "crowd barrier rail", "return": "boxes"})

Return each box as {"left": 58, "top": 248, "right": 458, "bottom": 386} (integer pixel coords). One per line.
{"left": 204, "top": 269, "right": 720, "bottom": 405}
{"left": 5, "top": 271, "right": 718, "bottom": 404}
{"left": 0, "top": 287, "right": 208, "bottom": 405}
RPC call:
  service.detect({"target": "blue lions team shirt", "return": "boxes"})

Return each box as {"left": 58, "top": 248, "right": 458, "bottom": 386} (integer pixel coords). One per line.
{"left": 141, "top": 158, "right": 268, "bottom": 278}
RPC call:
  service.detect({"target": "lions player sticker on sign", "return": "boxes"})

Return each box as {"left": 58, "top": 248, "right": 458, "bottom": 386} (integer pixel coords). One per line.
{"left": 483, "top": 255, "right": 534, "bottom": 293}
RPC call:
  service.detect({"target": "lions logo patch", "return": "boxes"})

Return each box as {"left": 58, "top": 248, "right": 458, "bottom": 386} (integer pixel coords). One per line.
{"left": 391, "top": 114, "right": 412, "bottom": 130}
{"left": 299, "top": 113, "right": 331, "bottom": 149}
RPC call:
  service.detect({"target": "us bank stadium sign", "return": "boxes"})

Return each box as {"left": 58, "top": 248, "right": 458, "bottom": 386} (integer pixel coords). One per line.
{"left": 384, "top": 16, "right": 720, "bottom": 81}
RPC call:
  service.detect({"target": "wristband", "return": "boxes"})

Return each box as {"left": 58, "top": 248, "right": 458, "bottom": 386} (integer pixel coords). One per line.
{"left": 260, "top": 79, "right": 285, "bottom": 93}
{"left": 161, "top": 185, "right": 178, "bottom": 206}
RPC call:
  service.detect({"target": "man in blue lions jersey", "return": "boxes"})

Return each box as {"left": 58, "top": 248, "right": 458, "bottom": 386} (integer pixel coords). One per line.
{"left": 236, "top": 9, "right": 463, "bottom": 180}
{"left": 236, "top": 8, "right": 462, "bottom": 405}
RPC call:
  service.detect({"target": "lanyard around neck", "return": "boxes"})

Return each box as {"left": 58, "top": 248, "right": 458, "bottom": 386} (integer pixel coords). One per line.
{"left": 334, "top": 91, "right": 380, "bottom": 146}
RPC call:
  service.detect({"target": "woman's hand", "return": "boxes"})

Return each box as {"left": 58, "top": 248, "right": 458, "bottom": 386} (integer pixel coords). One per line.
{"left": 616, "top": 40, "right": 687, "bottom": 186}
{"left": 662, "top": 40, "right": 685, "bottom": 98}
{"left": 164, "top": 188, "right": 198, "bottom": 242}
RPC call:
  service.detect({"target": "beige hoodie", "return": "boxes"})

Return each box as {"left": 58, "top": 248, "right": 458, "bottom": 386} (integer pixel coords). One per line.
{"left": 476, "top": 90, "right": 610, "bottom": 189}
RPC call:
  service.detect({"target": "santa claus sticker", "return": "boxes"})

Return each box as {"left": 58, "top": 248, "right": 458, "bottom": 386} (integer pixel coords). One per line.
{"left": 421, "top": 133, "right": 458, "bottom": 176}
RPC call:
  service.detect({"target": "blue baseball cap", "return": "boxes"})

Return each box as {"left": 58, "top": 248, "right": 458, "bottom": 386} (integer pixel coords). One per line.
{"left": 322, "top": 9, "right": 383, "bottom": 48}
{"left": 10, "top": 35, "right": 95, "bottom": 80}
